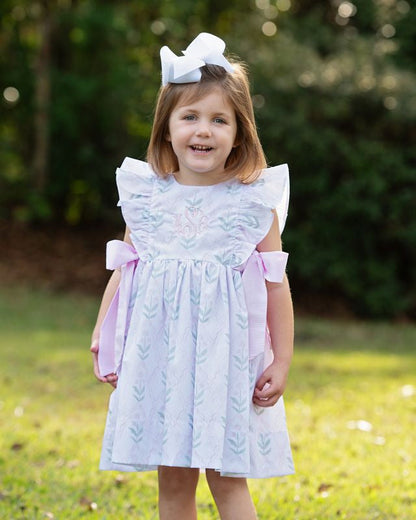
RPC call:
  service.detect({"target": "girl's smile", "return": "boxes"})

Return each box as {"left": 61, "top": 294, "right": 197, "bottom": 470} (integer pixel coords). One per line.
{"left": 167, "top": 88, "right": 237, "bottom": 186}
{"left": 190, "top": 145, "right": 213, "bottom": 153}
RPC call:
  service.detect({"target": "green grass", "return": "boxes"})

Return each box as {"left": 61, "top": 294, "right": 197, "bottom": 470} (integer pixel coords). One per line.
{"left": 0, "top": 286, "right": 415, "bottom": 519}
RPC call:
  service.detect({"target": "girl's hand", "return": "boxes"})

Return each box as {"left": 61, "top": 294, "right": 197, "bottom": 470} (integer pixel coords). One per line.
{"left": 90, "top": 339, "right": 118, "bottom": 388}
{"left": 253, "top": 360, "right": 289, "bottom": 407}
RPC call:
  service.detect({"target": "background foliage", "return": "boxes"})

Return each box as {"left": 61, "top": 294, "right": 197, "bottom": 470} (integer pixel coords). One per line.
{"left": 1, "top": 0, "right": 415, "bottom": 318}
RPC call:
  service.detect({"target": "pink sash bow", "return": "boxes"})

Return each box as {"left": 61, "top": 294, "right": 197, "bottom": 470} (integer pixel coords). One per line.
{"left": 98, "top": 240, "right": 140, "bottom": 376}
{"left": 239, "top": 250, "right": 289, "bottom": 359}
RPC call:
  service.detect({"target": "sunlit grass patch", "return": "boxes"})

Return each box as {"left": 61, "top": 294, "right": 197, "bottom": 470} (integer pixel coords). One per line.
{"left": 0, "top": 287, "right": 415, "bottom": 519}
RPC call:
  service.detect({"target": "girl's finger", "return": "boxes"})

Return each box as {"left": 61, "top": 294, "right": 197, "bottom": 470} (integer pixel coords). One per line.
{"left": 253, "top": 395, "right": 278, "bottom": 408}
{"left": 255, "top": 384, "right": 278, "bottom": 400}
{"left": 255, "top": 374, "right": 270, "bottom": 392}
{"left": 92, "top": 352, "right": 107, "bottom": 383}
{"left": 105, "top": 374, "right": 118, "bottom": 388}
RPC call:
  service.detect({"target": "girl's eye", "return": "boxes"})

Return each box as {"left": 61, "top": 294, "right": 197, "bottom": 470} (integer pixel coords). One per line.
{"left": 184, "top": 114, "right": 196, "bottom": 121}
{"left": 214, "top": 117, "right": 226, "bottom": 124}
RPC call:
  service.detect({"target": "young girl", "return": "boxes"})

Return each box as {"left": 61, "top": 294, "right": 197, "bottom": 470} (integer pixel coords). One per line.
{"left": 91, "top": 32, "right": 294, "bottom": 520}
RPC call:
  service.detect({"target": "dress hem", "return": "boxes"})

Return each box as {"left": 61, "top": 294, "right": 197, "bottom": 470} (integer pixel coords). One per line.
{"left": 99, "top": 463, "right": 295, "bottom": 479}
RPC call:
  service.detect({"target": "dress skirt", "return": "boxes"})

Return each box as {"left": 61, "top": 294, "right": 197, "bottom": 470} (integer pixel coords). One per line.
{"left": 99, "top": 259, "right": 294, "bottom": 478}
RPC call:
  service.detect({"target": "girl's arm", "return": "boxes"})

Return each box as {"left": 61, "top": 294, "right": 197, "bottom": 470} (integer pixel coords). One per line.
{"left": 252, "top": 211, "right": 294, "bottom": 407}
{"left": 90, "top": 227, "right": 133, "bottom": 387}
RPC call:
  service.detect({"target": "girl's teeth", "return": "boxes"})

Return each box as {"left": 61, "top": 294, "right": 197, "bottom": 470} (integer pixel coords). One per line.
{"left": 192, "top": 145, "right": 212, "bottom": 151}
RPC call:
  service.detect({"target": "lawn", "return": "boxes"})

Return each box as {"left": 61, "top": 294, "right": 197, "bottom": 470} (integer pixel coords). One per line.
{"left": 0, "top": 286, "right": 415, "bottom": 519}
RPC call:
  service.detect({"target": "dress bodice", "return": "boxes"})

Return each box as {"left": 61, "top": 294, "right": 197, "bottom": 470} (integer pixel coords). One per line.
{"left": 116, "top": 158, "right": 289, "bottom": 267}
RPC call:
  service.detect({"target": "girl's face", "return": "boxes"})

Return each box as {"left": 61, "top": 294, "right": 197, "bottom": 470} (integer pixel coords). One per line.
{"left": 167, "top": 88, "right": 237, "bottom": 185}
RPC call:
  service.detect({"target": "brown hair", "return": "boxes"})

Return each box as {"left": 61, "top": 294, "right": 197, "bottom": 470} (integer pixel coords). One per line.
{"left": 146, "top": 62, "right": 267, "bottom": 183}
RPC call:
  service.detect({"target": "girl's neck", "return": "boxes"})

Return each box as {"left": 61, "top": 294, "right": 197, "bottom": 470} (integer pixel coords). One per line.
{"left": 172, "top": 170, "right": 235, "bottom": 187}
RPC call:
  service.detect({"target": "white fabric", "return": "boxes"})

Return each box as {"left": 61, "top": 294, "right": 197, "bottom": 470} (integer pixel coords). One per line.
{"left": 99, "top": 159, "right": 294, "bottom": 478}
{"left": 160, "top": 32, "right": 234, "bottom": 86}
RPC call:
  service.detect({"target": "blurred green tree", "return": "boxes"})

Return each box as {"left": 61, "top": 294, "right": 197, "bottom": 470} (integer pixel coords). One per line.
{"left": 249, "top": 0, "right": 416, "bottom": 317}
{"left": 0, "top": 0, "right": 415, "bottom": 317}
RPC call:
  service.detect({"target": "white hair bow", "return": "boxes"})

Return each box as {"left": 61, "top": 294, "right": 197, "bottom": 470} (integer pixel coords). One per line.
{"left": 160, "top": 32, "right": 234, "bottom": 86}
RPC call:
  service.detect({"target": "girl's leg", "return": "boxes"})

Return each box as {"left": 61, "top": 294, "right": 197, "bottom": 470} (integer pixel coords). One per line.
{"left": 205, "top": 469, "right": 257, "bottom": 520}
{"left": 158, "top": 466, "right": 200, "bottom": 520}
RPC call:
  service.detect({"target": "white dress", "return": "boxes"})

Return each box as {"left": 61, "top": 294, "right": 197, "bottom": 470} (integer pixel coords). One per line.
{"left": 99, "top": 158, "right": 294, "bottom": 478}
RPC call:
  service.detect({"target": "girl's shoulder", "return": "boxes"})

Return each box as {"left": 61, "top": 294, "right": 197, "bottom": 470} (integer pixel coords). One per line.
{"left": 115, "top": 158, "right": 156, "bottom": 202}
{"left": 241, "top": 163, "right": 290, "bottom": 234}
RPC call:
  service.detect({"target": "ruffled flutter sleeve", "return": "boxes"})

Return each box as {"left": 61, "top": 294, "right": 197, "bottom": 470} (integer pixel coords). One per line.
{"left": 115, "top": 157, "right": 155, "bottom": 258}
{"left": 246, "top": 163, "right": 289, "bottom": 234}
{"left": 116, "top": 157, "right": 154, "bottom": 204}
{"left": 237, "top": 164, "right": 290, "bottom": 264}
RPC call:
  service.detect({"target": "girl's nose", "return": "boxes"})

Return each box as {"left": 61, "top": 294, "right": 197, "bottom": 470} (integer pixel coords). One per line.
{"left": 195, "top": 120, "right": 211, "bottom": 137}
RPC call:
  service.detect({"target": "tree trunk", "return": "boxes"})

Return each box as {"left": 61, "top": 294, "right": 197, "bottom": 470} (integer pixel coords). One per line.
{"left": 32, "top": 2, "right": 52, "bottom": 194}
